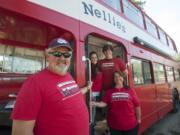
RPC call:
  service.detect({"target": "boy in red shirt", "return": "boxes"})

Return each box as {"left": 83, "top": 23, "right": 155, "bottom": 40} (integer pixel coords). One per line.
{"left": 98, "top": 45, "right": 128, "bottom": 91}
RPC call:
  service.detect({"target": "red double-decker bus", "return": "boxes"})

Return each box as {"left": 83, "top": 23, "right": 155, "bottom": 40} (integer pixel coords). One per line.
{"left": 0, "top": 0, "right": 179, "bottom": 134}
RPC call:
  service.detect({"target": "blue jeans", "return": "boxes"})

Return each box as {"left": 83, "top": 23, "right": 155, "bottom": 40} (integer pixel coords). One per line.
{"left": 92, "top": 92, "right": 100, "bottom": 123}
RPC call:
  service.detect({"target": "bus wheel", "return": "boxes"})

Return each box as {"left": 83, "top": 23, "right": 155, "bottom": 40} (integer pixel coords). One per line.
{"left": 172, "top": 88, "right": 179, "bottom": 113}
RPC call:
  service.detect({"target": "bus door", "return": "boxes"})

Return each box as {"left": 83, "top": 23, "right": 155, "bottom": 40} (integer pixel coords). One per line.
{"left": 84, "top": 34, "right": 127, "bottom": 134}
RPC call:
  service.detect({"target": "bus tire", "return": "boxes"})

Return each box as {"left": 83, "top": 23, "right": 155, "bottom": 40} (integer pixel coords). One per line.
{"left": 172, "top": 88, "right": 179, "bottom": 113}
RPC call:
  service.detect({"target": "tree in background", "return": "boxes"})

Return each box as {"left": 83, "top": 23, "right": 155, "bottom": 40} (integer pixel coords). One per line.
{"left": 176, "top": 53, "right": 180, "bottom": 61}
{"left": 131, "top": 0, "right": 146, "bottom": 9}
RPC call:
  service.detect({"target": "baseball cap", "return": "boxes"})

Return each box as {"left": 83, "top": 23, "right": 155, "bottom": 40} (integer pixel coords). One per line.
{"left": 48, "top": 38, "right": 72, "bottom": 51}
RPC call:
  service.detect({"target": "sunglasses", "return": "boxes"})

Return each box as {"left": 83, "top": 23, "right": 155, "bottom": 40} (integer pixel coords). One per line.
{"left": 49, "top": 51, "right": 72, "bottom": 58}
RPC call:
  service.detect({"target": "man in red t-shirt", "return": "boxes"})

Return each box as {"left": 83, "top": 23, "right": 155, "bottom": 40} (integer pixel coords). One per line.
{"left": 11, "top": 38, "right": 91, "bottom": 135}
{"left": 98, "top": 44, "right": 128, "bottom": 91}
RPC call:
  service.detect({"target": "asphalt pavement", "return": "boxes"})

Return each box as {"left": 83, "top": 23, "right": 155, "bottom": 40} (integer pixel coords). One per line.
{"left": 141, "top": 108, "right": 180, "bottom": 135}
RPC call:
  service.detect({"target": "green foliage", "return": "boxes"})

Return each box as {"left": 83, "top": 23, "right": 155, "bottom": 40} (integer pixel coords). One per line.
{"left": 176, "top": 53, "right": 180, "bottom": 61}
{"left": 131, "top": 0, "right": 146, "bottom": 9}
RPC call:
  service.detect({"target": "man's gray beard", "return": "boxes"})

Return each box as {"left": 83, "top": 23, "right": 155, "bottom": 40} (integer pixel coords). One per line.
{"left": 54, "top": 64, "right": 69, "bottom": 74}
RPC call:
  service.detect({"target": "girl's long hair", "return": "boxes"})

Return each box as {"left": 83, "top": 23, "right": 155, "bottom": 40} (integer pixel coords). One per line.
{"left": 89, "top": 51, "right": 99, "bottom": 78}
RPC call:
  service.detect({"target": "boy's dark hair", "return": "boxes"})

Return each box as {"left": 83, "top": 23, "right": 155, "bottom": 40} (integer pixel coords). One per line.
{"left": 102, "top": 44, "right": 113, "bottom": 53}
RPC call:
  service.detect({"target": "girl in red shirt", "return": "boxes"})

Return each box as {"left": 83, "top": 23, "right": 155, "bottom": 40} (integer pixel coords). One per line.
{"left": 90, "top": 51, "right": 102, "bottom": 119}
{"left": 90, "top": 51, "right": 103, "bottom": 135}
{"left": 92, "top": 71, "right": 141, "bottom": 135}
{"left": 90, "top": 51, "right": 102, "bottom": 96}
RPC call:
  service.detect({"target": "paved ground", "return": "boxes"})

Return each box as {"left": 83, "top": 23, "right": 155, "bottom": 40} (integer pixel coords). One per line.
{"left": 95, "top": 108, "right": 180, "bottom": 135}
{"left": 141, "top": 110, "right": 180, "bottom": 135}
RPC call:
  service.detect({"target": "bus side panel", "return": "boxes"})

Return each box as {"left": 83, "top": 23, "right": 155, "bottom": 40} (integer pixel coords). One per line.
{"left": 75, "top": 40, "right": 86, "bottom": 87}
{"left": 156, "top": 84, "right": 173, "bottom": 119}
{"left": 0, "top": 78, "right": 24, "bottom": 126}
{"left": 0, "top": 81, "right": 22, "bottom": 102}
{"left": 135, "top": 84, "right": 158, "bottom": 133}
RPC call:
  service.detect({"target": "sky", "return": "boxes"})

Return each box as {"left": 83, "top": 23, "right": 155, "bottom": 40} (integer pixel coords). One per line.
{"left": 144, "top": 0, "right": 180, "bottom": 52}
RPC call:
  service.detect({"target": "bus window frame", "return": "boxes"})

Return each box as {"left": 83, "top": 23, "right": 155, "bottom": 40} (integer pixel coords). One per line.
{"left": 101, "top": 0, "right": 122, "bottom": 13}
{"left": 153, "top": 62, "right": 166, "bottom": 84}
{"left": 144, "top": 15, "right": 159, "bottom": 39}
{"left": 96, "top": 0, "right": 123, "bottom": 14}
{"left": 131, "top": 57, "right": 153, "bottom": 86}
{"left": 122, "top": 0, "right": 144, "bottom": 29}
{"left": 165, "top": 66, "right": 175, "bottom": 83}
{"left": 174, "top": 68, "right": 180, "bottom": 81}
{"left": 0, "top": 43, "right": 45, "bottom": 74}
{"left": 158, "top": 28, "right": 168, "bottom": 46}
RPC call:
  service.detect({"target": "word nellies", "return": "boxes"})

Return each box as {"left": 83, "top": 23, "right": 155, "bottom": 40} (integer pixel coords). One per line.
{"left": 82, "top": 1, "right": 126, "bottom": 33}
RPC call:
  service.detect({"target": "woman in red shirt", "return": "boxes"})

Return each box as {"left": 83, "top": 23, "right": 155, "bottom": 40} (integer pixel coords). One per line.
{"left": 90, "top": 51, "right": 102, "bottom": 96}
{"left": 89, "top": 51, "right": 102, "bottom": 118}
{"left": 92, "top": 71, "right": 141, "bottom": 135}
{"left": 89, "top": 51, "right": 103, "bottom": 135}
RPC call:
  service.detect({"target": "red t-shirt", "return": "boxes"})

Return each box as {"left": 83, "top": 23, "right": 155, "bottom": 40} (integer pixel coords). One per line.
{"left": 92, "top": 72, "right": 102, "bottom": 92}
{"left": 98, "top": 58, "right": 126, "bottom": 90}
{"left": 12, "top": 69, "right": 89, "bottom": 135}
{"left": 103, "top": 87, "right": 140, "bottom": 130}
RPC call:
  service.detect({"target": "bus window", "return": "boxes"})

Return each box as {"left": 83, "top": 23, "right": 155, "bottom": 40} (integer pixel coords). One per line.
{"left": 174, "top": 69, "right": 180, "bottom": 81}
{"left": 167, "top": 36, "right": 174, "bottom": 50}
{"left": 131, "top": 59, "right": 144, "bottom": 85}
{"left": 158, "top": 28, "right": 167, "bottom": 45}
{"left": 145, "top": 16, "right": 158, "bottom": 38}
{"left": 103, "top": 0, "right": 121, "bottom": 12}
{"left": 131, "top": 58, "right": 152, "bottom": 85}
{"left": 0, "top": 44, "right": 44, "bottom": 74}
{"left": 166, "top": 66, "right": 174, "bottom": 82}
{"left": 154, "top": 63, "right": 165, "bottom": 83}
{"left": 123, "top": 0, "right": 144, "bottom": 28}
{"left": 142, "top": 60, "right": 152, "bottom": 84}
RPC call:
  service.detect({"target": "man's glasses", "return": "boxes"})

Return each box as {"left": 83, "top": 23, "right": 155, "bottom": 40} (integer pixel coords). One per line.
{"left": 49, "top": 51, "right": 72, "bottom": 58}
